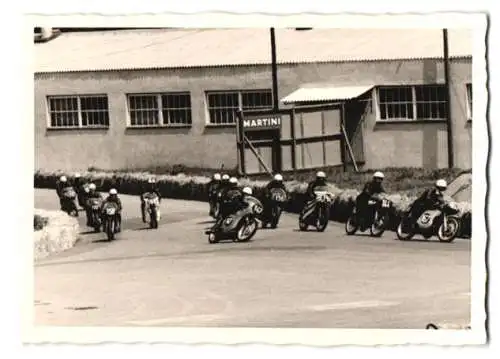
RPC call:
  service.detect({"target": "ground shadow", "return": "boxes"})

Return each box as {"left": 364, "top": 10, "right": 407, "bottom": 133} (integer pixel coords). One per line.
{"left": 197, "top": 220, "right": 216, "bottom": 224}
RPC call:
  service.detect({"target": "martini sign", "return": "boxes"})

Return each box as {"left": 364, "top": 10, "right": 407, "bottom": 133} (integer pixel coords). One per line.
{"left": 242, "top": 115, "right": 282, "bottom": 130}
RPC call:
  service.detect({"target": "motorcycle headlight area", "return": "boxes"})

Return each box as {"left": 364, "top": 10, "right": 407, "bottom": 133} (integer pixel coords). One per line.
{"left": 106, "top": 208, "right": 116, "bottom": 215}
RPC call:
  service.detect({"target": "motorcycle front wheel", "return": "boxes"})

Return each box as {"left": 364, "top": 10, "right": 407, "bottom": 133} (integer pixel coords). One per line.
{"left": 150, "top": 208, "right": 158, "bottom": 229}
{"left": 315, "top": 207, "right": 329, "bottom": 232}
{"left": 270, "top": 207, "right": 282, "bottom": 229}
{"left": 369, "top": 212, "right": 386, "bottom": 237}
{"left": 437, "top": 216, "right": 460, "bottom": 243}
{"left": 106, "top": 219, "right": 115, "bottom": 241}
{"left": 236, "top": 218, "right": 258, "bottom": 242}
{"left": 345, "top": 213, "right": 358, "bottom": 235}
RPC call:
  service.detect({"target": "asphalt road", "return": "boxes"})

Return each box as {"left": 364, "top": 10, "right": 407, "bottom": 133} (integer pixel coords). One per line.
{"left": 34, "top": 189, "right": 471, "bottom": 329}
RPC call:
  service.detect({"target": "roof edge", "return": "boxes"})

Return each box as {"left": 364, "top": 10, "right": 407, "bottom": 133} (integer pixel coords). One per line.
{"left": 34, "top": 55, "right": 473, "bottom": 75}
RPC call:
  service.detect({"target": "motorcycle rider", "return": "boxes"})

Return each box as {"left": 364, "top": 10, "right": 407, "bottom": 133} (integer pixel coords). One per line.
{"left": 73, "top": 173, "right": 87, "bottom": 209}
{"left": 263, "top": 174, "right": 288, "bottom": 218}
{"left": 207, "top": 173, "right": 222, "bottom": 215}
{"left": 406, "top": 179, "right": 448, "bottom": 227}
{"left": 55, "top": 175, "right": 72, "bottom": 210}
{"left": 355, "top": 171, "right": 386, "bottom": 220}
{"left": 140, "top": 177, "right": 162, "bottom": 223}
{"left": 306, "top": 171, "right": 328, "bottom": 198}
{"left": 209, "top": 177, "right": 244, "bottom": 233}
{"left": 101, "top": 188, "right": 123, "bottom": 233}
{"left": 85, "top": 183, "right": 103, "bottom": 227}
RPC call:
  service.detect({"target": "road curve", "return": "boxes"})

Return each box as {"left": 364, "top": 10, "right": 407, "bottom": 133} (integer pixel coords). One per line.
{"left": 34, "top": 189, "right": 471, "bottom": 328}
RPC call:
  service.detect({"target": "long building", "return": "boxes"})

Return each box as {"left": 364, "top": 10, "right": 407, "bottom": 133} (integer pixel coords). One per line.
{"left": 34, "top": 28, "right": 473, "bottom": 174}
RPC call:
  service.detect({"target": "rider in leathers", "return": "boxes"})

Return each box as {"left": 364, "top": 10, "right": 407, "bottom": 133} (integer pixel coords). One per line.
{"left": 306, "top": 171, "right": 328, "bottom": 199}
{"left": 140, "top": 178, "right": 162, "bottom": 223}
{"left": 207, "top": 173, "right": 222, "bottom": 215}
{"left": 73, "top": 173, "right": 87, "bottom": 209}
{"left": 209, "top": 177, "right": 244, "bottom": 233}
{"left": 355, "top": 171, "right": 386, "bottom": 220}
{"left": 101, "top": 188, "right": 123, "bottom": 232}
{"left": 85, "top": 183, "right": 103, "bottom": 227}
{"left": 263, "top": 173, "right": 288, "bottom": 218}
{"left": 55, "top": 175, "right": 73, "bottom": 210}
{"left": 406, "top": 179, "right": 447, "bottom": 226}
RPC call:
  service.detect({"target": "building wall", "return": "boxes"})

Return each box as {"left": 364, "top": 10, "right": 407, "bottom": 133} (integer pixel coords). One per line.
{"left": 34, "top": 58, "right": 472, "bottom": 172}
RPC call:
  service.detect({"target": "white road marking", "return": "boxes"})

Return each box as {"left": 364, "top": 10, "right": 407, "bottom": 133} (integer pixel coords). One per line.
{"left": 307, "top": 300, "right": 399, "bottom": 311}
{"left": 126, "top": 313, "right": 227, "bottom": 326}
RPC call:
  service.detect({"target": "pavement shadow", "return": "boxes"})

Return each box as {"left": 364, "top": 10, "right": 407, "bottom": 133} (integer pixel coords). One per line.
{"left": 197, "top": 220, "right": 216, "bottom": 224}
{"left": 79, "top": 230, "right": 98, "bottom": 236}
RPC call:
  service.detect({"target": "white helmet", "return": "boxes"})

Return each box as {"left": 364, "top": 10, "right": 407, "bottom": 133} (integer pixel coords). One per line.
{"left": 89, "top": 183, "right": 96, "bottom": 191}
{"left": 274, "top": 174, "right": 283, "bottom": 181}
{"left": 84, "top": 186, "right": 90, "bottom": 193}
{"left": 109, "top": 188, "right": 118, "bottom": 195}
{"left": 229, "top": 177, "right": 238, "bottom": 184}
{"left": 373, "top": 171, "right": 385, "bottom": 179}
{"left": 213, "top": 173, "right": 221, "bottom": 181}
{"left": 435, "top": 179, "right": 447, "bottom": 190}
{"left": 316, "top": 171, "right": 326, "bottom": 178}
{"left": 242, "top": 187, "right": 253, "bottom": 195}
{"left": 222, "top": 174, "right": 230, "bottom": 181}
{"left": 74, "top": 173, "right": 81, "bottom": 178}
{"left": 60, "top": 176, "right": 67, "bottom": 182}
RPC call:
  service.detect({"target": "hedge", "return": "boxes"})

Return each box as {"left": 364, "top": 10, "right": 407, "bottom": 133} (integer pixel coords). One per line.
{"left": 34, "top": 170, "right": 471, "bottom": 238}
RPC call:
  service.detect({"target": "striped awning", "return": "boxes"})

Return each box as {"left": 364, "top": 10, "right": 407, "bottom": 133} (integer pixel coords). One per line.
{"left": 281, "top": 84, "right": 374, "bottom": 104}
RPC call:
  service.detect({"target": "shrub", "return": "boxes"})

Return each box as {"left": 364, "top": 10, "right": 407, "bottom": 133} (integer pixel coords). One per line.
{"left": 34, "top": 169, "right": 471, "bottom": 238}
{"left": 34, "top": 209, "right": 80, "bottom": 260}
{"left": 34, "top": 214, "right": 49, "bottom": 231}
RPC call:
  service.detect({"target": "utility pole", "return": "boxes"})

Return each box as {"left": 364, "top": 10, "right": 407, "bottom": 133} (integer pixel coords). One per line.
{"left": 270, "top": 28, "right": 279, "bottom": 111}
{"left": 443, "top": 29, "right": 455, "bottom": 168}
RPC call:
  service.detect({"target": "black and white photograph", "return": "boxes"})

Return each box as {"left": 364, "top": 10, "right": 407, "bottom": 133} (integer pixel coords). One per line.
{"left": 26, "top": 12, "right": 488, "bottom": 346}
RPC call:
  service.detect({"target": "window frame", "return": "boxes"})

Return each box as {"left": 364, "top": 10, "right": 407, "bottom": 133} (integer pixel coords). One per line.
{"left": 126, "top": 92, "right": 193, "bottom": 129}
{"left": 466, "top": 83, "right": 472, "bottom": 121}
{"left": 205, "top": 89, "right": 274, "bottom": 126}
{"left": 375, "top": 84, "right": 448, "bottom": 123}
{"left": 46, "top": 94, "right": 110, "bottom": 130}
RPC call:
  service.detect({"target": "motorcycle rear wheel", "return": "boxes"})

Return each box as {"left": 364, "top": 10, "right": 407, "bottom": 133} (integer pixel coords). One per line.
{"left": 396, "top": 219, "right": 414, "bottom": 241}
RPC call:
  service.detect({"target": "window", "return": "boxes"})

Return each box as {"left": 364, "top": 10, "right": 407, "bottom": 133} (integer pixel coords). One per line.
{"left": 47, "top": 95, "right": 109, "bottom": 129}
{"left": 127, "top": 92, "right": 192, "bottom": 127}
{"left": 206, "top": 90, "right": 273, "bottom": 125}
{"left": 377, "top": 85, "right": 447, "bottom": 121}
{"left": 466, "top": 83, "right": 472, "bottom": 120}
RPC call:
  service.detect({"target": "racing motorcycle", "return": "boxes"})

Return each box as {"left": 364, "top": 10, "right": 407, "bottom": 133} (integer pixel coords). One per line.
{"left": 261, "top": 187, "right": 288, "bottom": 229}
{"left": 61, "top": 187, "right": 79, "bottom": 217}
{"left": 143, "top": 192, "right": 160, "bottom": 229}
{"left": 205, "top": 197, "right": 264, "bottom": 244}
{"left": 298, "top": 187, "right": 335, "bottom": 232}
{"left": 396, "top": 201, "right": 461, "bottom": 242}
{"left": 87, "top": 197, "right": 103, "bottom": 232}
{"left": 345, "top": 194, "right": 393, "bottom": 237}
{"left": 102, "top": 202, "right": 120, "bottom": 241}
